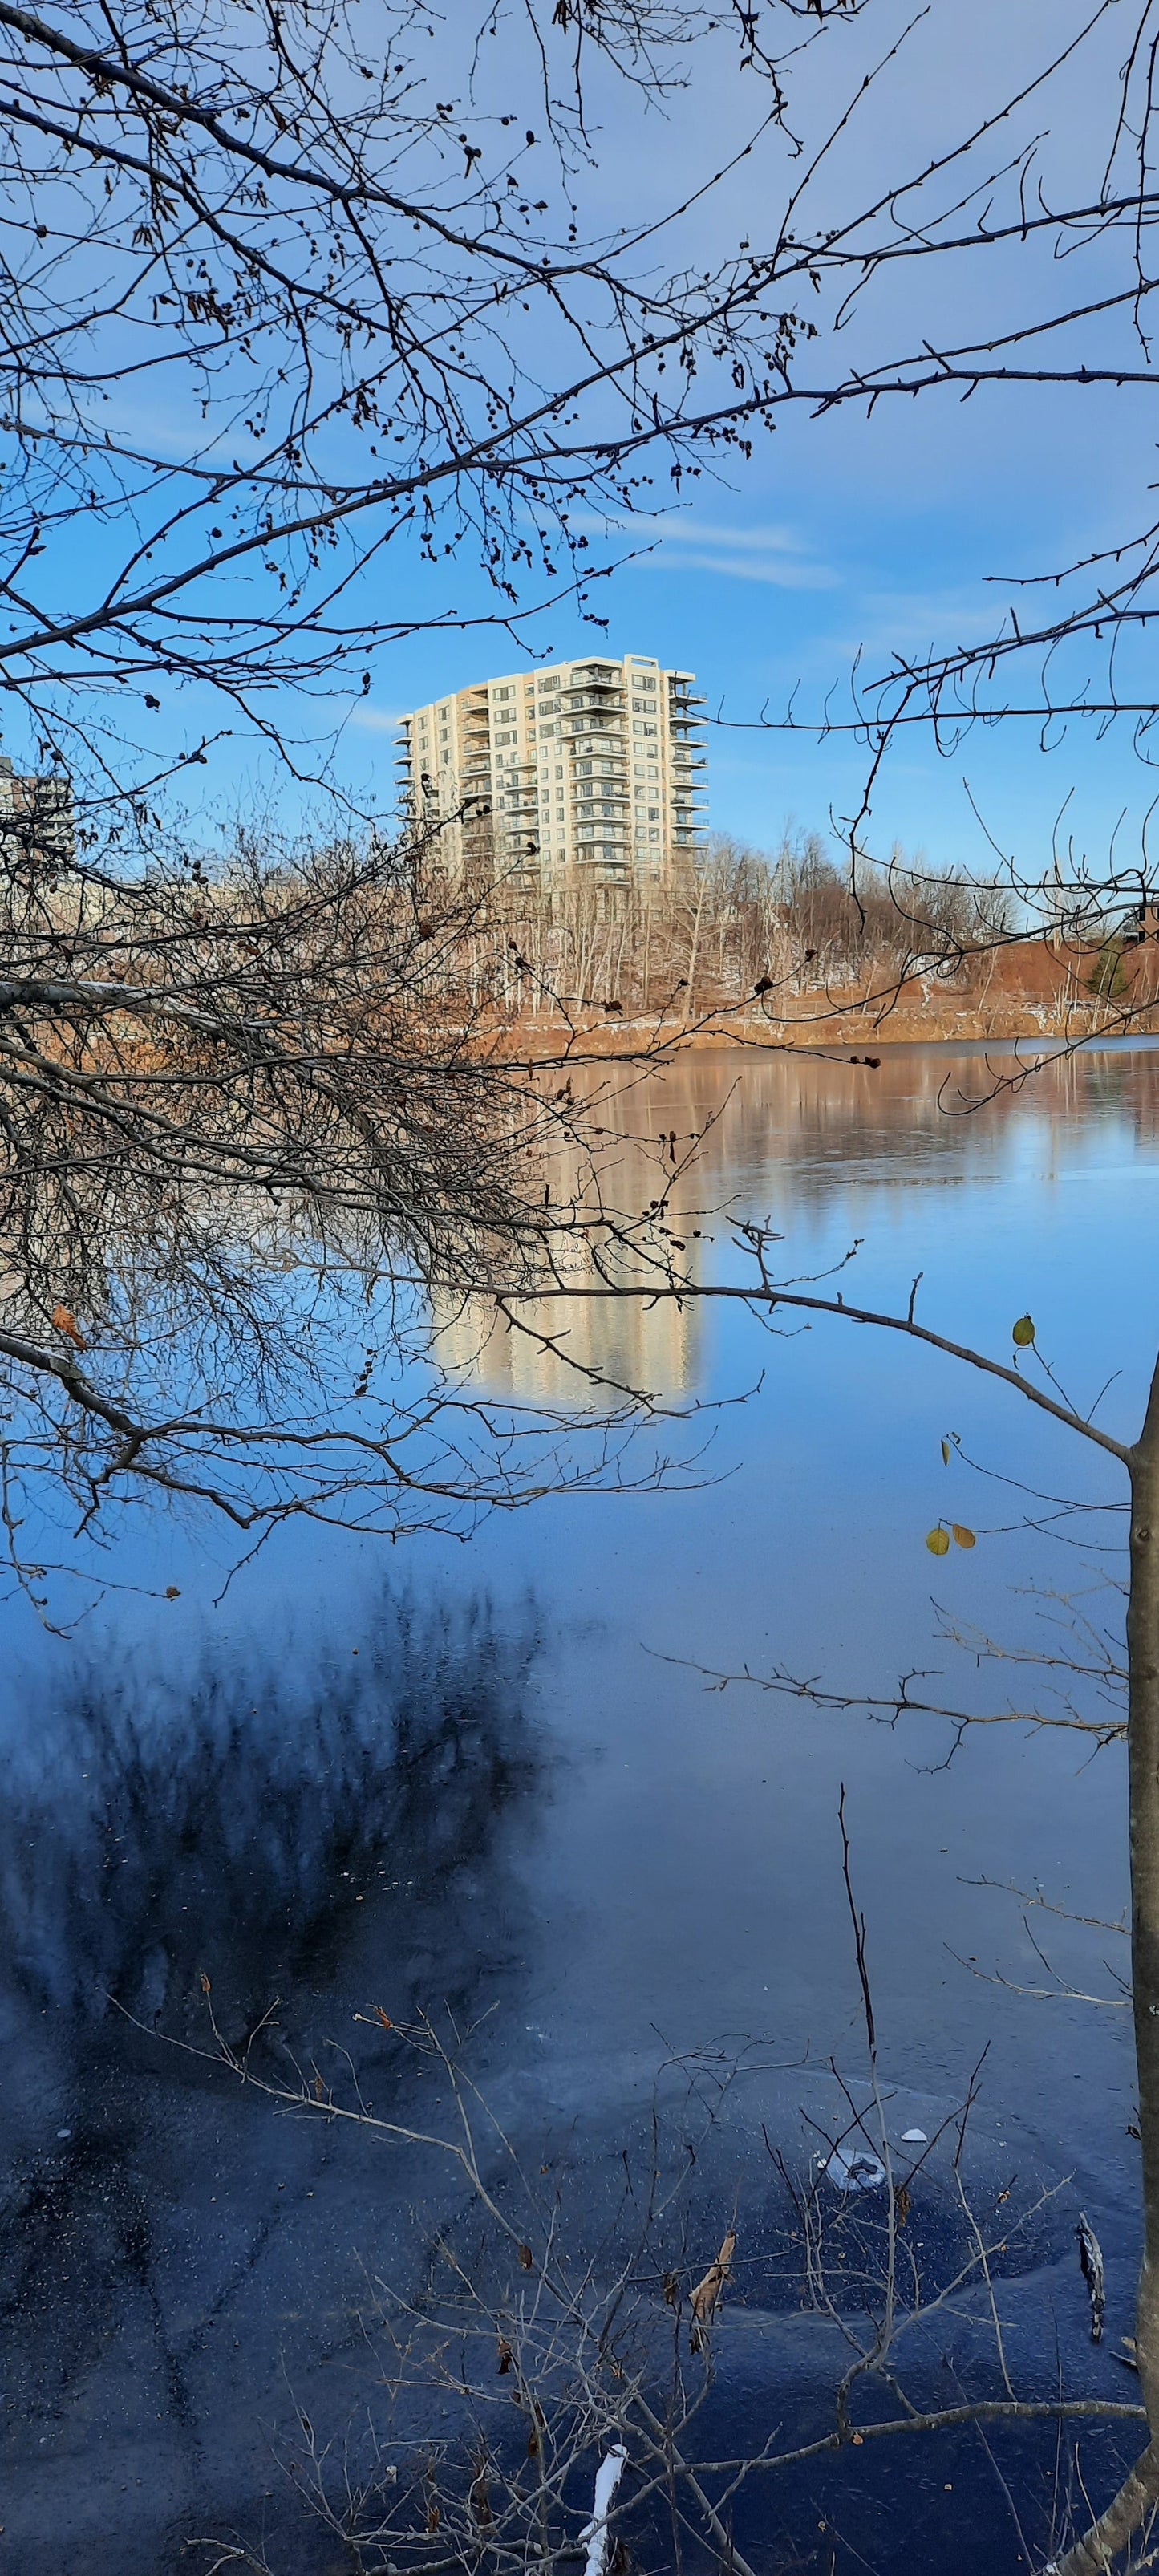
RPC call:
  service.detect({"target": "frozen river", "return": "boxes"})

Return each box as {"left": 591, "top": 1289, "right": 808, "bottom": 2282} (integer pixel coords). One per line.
{"left": 2, "top": 1040, "right": 1156, "bottom": 2571}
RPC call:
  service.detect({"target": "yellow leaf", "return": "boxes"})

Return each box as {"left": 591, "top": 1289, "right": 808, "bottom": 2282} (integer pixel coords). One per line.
{"left": 1012, "top": 1314, "right": 1035, "bottom": 1347}
{"left": 952, "top": 1525, "right": 976, "bottom": 1549}
{"left": 926, "top": 1527, "right": 950, "bottom": 1556}
{"left": 941, "top": 1439, "right": 950, "bottom": 1466}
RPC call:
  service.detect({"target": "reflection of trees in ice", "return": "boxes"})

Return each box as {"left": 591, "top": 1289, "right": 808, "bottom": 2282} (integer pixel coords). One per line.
{"left": 0, "top": 1590, "right": 545, "bottom": 2468}
{"left": 1, "top": 1586, "right": 543, "bottom": 2039}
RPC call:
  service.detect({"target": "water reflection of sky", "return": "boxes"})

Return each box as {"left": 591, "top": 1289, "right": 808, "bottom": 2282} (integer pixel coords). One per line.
{"left": 433, "top": 1041, "right": 1159, "bottom": 1403}
{"left": 3, "top": 1042, "right": 1158, "bottom": 2571}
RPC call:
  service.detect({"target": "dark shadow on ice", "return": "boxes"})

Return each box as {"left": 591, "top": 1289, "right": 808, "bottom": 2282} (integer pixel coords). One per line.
{"left": 0, "top": 1585, "right": 546, "bottom": 2575}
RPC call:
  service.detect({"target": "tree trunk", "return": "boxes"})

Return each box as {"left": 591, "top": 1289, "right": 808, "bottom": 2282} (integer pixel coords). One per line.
{"left": 1053, "top": 1353, "right": 1159, "bottom": 2570}
{"left": 1129, "top": 1361, "right": 1159, "bottom": 2424}
{"left": 683, "top": 878, "right": 706, "bottom": 1027}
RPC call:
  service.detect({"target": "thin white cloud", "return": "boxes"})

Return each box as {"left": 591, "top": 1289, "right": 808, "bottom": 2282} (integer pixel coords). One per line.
{"left": 644, "top": 547, "right": 838, "bottom": 590}
{"left": 565, "top": 506, "right": 817, "bottom": 560}
{"left": 630, "top": 515, "right": 808, "bottom": 555}
{"left": 348, "top": 704, "right": 405, "bottom": 732}
{"left": 571, "top": 508, "right": 837, "bottom": 586}
{"left": 826, "top": 586, "right": 1009, "bottom": 663}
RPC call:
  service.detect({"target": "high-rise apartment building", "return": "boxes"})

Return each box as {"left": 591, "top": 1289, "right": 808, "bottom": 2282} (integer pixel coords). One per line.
{"left": 394, "top": 652, "right": 707, "bottom": 900}
{"left": 0, "top": 757, "right": 74, "bottom": 862}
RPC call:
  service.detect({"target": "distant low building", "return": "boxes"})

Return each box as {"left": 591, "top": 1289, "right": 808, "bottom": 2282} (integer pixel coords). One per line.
{"left": 395, "top": 653, "right": 707, "bottom": 905}
{"left": 1122, "top": 896, "right": 1159, "bottom": 945}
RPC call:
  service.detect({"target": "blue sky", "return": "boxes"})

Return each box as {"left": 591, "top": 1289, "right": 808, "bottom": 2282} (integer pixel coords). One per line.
{"left": 330, "top": 0, "right": 1156, "bottom": 881}
{"left": 21, "top": 0, "right": 1154, "bottom": 886}
{"left": 343, "top": 370, "right": 1148, "bottom": 881}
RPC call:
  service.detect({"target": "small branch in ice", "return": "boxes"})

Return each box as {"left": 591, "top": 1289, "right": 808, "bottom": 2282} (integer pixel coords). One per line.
{"left": 1077, "top": 2212, "right": 1106, "bottom": 2343}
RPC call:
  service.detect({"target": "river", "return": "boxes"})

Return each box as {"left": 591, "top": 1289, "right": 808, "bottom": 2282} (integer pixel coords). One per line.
{"left": 2, "top": 1040, "right": 1155, "bottom": 2573}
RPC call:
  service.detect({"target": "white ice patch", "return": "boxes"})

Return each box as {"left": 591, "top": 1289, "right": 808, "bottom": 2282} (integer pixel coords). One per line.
{"left": 581, "top": 2446, "right": 628, "bottom": 2576}
{"left": 822, "top": 2144, "right": 886, "bottom": 2193}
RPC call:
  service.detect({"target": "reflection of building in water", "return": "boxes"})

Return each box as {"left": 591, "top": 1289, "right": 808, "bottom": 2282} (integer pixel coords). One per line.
{"left": 432, "top": 1034, "right": 1159, "bottom": 1397}
{"left": 434, "top": 1064, "right": 708, "bottom": 1398}
{"left": 432, "top": 1272, "right": 701, "bottom": 1403}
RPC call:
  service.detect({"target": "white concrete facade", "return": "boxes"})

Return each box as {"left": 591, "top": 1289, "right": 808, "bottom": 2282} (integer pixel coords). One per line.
{"left": 395, "top": 652, "right": 707, "bottom": 896}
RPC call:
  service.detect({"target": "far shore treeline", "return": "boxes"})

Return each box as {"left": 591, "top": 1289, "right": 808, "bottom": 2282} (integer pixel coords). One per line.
{"left": 432, "top": 827, "right": 1159, "bottom": 1044}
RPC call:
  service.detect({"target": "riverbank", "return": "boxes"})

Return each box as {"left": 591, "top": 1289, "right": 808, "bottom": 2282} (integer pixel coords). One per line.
{"left": 480, "top": 940, "right": 1159, "bottom": 1057}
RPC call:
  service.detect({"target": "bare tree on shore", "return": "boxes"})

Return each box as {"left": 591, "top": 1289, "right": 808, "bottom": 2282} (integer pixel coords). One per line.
{"left": 0, "top": 0, "right": 926, "bottom": 1593}
{"left": 0, "top": 821, "right": 728, "bottom": 1604}
{"left": 0, "top": 0, "right": 859, "bottom": 827}
{"left": 494, "top": 1219, "right": 1159, "bottom": 2568}
{"left": 466, "top": 830, "right": 1020, "bottom": 1030}
{"left": 11, "top": 3, "right": 1159, "bottom": 2565}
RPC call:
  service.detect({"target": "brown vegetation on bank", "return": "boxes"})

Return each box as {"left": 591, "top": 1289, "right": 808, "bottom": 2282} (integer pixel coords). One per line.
{"left": 463, "top": 833, "right": 1159, "bottom": 1058}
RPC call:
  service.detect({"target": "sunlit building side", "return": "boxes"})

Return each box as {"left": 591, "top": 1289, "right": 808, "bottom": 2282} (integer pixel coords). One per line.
{"left": 395, "top": 653, "right": 707, "bottom": 908}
